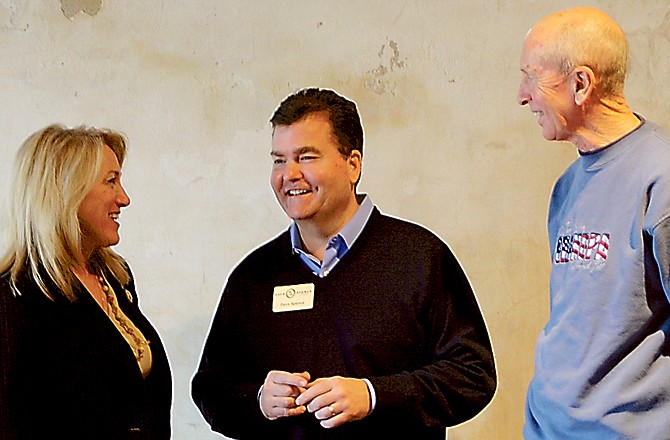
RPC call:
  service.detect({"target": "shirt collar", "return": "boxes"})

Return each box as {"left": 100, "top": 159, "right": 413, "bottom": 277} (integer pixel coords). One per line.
{"left": 580, "top": 114, "right": 646, "bottom": 170}
{"left": 290, "top": 194, "right": 374, "bottom": 254}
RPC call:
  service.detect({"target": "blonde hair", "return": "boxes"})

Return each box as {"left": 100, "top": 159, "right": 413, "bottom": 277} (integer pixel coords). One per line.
{"left": 1, "top": 124, "right": 130, "bottom": 301}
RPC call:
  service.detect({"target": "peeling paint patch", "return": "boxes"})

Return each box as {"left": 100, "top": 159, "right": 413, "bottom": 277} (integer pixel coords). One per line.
{"left": 1, "top": 0, "right": 31, "bottom": 31}
{"left": 364, "top": 39, "right": 408, "bottom": 95}
{"left": 60, "top": 0, "right": 102, "bottom": 19}
{"left": 385, "top": 40, "right": 407, "bottom": 71}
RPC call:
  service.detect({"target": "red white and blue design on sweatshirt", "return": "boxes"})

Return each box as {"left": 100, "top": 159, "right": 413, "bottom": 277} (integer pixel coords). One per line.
{"left": 553, "top": 232, "right": 609, "bottom": 263}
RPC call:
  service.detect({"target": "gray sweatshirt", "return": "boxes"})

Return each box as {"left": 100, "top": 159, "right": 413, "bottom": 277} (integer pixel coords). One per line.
{"left": 525, "top": 117, "right": 670, "bottom": 439}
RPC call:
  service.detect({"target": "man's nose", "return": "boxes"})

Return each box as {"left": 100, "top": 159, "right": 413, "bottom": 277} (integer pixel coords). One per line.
{"left": 285, "top": 160, "right": 302, "bottom": 180}
{"left": 517, "top": 82, "right": 530, "bottom": 106}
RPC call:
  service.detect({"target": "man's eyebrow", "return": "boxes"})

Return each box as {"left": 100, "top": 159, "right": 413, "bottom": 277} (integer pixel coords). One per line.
{"left": 296, "top": 146, "right": 320, "bottom": 154}
{"left": 270, "top": 146, "right": 320, "bottom": 156}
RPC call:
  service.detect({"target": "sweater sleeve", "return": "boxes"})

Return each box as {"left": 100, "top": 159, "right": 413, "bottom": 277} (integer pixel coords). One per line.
{"left": 367, "top": 244, "right": 497, "bottom": 428}
{"left": 191, "top": 276, "right": 271, "bottom": 438}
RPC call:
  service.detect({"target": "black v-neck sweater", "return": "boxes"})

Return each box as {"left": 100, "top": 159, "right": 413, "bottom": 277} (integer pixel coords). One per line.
{"left": 193, "top": 208, "right": 496, "bottom": 439}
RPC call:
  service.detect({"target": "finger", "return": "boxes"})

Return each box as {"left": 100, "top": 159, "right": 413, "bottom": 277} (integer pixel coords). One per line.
{"left": 268, "top": 399, "right": 306, "bottom": 419}
{"left": 285, "top": 404, "right": 307, "bottom": 417}
{"left": 261, "top": 382, "right": 297, "bottom": 404}
{"left": 273, "top": 396, "right": 299, "bottom": 408}
{"left": 266, "top": 370, "right": 309, "bottom": 388}
{"left": 304, "top": 393, "right": 333, "bottom": 414}
{"left": 314, "top": 403, "right": 337, "bottom": 421}
{"left": 295, "top": 371, "right": 311, "bottom": 382}
{"left": 264, "top": 396, "right": 307, "bottom": 420}
{"left": 265, "top": 384, "right": 300, "bottom": 399}
{"left": 320, "top": 408, "right": 347, "bottom": 429}
{"left": 263, "top": 374, "right": 310, "bottom": 405}
{"left": 295, "top": 380, "right": 330, "bottom": 407}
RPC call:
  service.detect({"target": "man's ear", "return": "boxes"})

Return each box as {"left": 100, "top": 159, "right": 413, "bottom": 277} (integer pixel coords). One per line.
{"left": 572, "top": 66, "right": 595, "bottom": 106}
{"left": 348, "top": 150, "right": 362, "bottom": 186}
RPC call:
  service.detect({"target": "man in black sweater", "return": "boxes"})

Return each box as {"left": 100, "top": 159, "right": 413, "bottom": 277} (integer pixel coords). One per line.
{"left": 192, "top": 88, "right": 496, "bottom": 439}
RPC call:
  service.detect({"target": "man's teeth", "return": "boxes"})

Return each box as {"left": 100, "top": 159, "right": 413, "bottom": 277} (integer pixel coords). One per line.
{"left": 110, "top": 213, "right": 119, "bottom": 220}
{"left": 287, "top": 189, "right": 309, "bottom": 196}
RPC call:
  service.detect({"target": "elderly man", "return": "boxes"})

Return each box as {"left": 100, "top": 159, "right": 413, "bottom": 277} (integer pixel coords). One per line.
{"left": 192, "top": 88, "right": 496, "bottom": 439}
{"left": 518, "top": 7, "right": 670, "bottom": 439}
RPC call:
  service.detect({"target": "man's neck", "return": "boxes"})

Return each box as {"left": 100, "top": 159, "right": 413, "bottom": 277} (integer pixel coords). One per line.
{"left": 570, "top": 98, "right": 640, "bottom": 152}
{"left": 296, "top": 197, "right": 360, "bottom": 261}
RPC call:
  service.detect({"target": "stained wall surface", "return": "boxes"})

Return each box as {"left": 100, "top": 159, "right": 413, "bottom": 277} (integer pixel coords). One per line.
{"left": 1, "top": 1, "right": 669, "bottom": 439}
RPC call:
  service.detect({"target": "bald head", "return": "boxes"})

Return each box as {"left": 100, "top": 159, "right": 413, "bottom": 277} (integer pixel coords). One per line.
{"left": 526, "top": 7, "right": 628, "bottom": 96}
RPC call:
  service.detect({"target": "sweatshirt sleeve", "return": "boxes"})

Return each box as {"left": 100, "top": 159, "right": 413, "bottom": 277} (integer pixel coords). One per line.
{"left": 651, "top": 216, "right": 670, "bottom": 303}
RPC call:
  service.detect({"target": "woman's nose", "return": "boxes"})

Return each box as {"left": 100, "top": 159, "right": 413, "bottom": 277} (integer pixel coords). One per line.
{"left": 117, "top": 185, "right": 131, "bottom": 207}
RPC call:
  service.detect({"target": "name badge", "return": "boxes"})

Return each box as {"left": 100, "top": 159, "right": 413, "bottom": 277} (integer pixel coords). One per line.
{"left": 272, "top": 283, "right": 315, "bottom": 313}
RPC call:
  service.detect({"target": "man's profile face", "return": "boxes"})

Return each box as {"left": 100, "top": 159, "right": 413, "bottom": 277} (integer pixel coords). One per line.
{"left": 518, "top": 34, "right": 576, "bottom": 142}
{"left": 270, "top": 111, "right": 361, "bottom": 229}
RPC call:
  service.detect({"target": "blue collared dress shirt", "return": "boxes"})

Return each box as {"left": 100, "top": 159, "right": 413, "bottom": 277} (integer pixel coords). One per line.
{"left": 289, "top": 194, "right": 374, "bottom": 278}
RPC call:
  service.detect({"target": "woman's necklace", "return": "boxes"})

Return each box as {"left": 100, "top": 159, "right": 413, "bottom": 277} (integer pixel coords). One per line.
{"left": 74, "top": 269, "right": 109, "bottom": 314}
{"left": 97, "top": 275, "right": 150, "bottom": 364}
{"left": 96, "top": 277, "right": 110, "bottom": 314}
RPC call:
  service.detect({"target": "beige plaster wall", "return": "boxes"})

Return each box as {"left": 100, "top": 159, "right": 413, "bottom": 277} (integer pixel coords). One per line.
{"left": 1, "top": 1, "right": 669, "bottom": 439}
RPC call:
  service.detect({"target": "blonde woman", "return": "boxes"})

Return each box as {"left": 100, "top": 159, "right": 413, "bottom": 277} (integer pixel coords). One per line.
{"left": 0, "top": 125, "right": 172, "bottom": 439}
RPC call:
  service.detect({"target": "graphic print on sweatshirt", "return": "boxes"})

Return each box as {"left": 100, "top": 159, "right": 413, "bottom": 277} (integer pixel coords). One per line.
{"left": 554, "top": 232, "right": 610, "bottom": 264}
